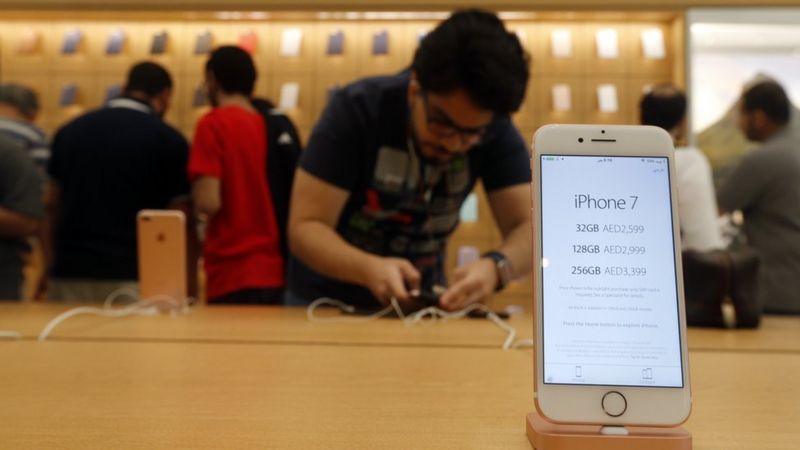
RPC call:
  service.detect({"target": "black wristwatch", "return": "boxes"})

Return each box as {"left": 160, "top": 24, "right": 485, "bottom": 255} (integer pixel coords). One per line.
{"left": 482, "top": 251, "right": 514, "bottom": 291}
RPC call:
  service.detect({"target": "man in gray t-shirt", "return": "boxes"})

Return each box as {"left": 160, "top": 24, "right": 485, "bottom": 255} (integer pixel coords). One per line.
{"left": 0, "top": 83, "right": 50, "bottom": 171}
{"left": 718, "top": 81, "right": 800, "bottom": 314}
{"left": 0, "top": 133, "right": 43, "bottom": 299}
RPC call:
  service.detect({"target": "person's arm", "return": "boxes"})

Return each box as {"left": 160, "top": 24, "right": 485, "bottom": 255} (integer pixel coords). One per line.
{"left": 290, "top": 85, "right": 420, "bottom": 303}
{"left": 289, "top": 169, "right": 420, "bottom": 304}
{"left": 717, "top": 149, "right": 770, "bottom": 216}
{"left": 188, "top": 116, "right": 224, "bottom": 223}
{"left": 0, "top": 141, "right": 44, "bottom": 299}
{"left": 36, "top": 127, "right": 64, "bottom": 299}
{"left": 35, "top": 181, "right": 58, "bottom": 299}
{"left": 440, "top": 183, "right": 531, "bottom": 310}
{"left": 488, "top": 184, "right": 533, "bottom": 279}
{"left": 0, "top": 144, "right": 43, "bottom": 238}
{"left": 168, "top": 195, "right": 200, "bottom": 300}
{"left": 0, "top": 207, "right": 39, "bottom": 237}
{"left": 191, "top": 176, "right": 221, "bottom": 218}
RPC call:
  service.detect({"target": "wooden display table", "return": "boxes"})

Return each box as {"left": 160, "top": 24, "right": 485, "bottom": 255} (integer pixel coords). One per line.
{"left": 1, "top": 302, "right": 799, "bottom": 353}
{"left": 0, "top": 302, "right": 521, "bottom": 348}
{"left": 0, "top": 340, "right": 797, "bottom": 449}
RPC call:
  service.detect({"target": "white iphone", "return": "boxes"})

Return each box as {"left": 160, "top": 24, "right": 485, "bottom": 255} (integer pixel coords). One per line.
{"left": 531, "top": 124, "right": 691, "bottom": 426}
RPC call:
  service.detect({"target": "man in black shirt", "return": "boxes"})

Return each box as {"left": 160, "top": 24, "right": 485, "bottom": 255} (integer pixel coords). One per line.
{"left": 44, "top": 62, "right": 189, "bottom": 302}
{"left": 287, "top": 9, "right": 532, "bottom": 310}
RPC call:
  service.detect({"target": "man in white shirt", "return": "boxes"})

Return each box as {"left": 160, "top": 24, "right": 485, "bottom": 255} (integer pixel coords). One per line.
{"left": 640, "top": 84, "right": 724, "bottom": 251}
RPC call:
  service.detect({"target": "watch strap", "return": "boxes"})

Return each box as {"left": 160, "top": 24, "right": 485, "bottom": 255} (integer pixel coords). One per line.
{"left": 482, "top": 250, "right": 513, "bottom": 291}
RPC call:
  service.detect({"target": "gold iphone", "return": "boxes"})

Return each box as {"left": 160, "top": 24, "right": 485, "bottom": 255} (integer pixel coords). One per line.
{"left": 532, "top": 125, "right": 691, "bottom": 426}
{"left": 137, "top": 210, "right": 187, "bottom": 306}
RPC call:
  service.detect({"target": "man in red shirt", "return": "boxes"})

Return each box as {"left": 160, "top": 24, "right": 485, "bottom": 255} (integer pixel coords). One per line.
{"left": 189, "top": 46, "right": 284, "bottom": 304}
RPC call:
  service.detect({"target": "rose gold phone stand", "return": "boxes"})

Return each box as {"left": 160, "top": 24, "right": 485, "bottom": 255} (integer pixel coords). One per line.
{"left": 526, "top": 411, "right": 692, "bottom": 450}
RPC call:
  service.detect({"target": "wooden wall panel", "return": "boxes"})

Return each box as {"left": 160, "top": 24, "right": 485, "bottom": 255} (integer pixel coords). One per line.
{"left": 0, "top": 13, "right": 682, "bottom": 300}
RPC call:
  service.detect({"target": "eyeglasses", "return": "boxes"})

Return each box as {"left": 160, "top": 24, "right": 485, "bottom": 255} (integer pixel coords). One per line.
{"left": 418, "top": 91, "right": 490, "bottom": 146}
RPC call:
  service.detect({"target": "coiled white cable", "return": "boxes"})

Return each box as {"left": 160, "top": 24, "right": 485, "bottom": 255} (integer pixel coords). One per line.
{"left": 306, "top": 297, "right": 407, "bottom": 322}
{"left": 38, "top": 288, "right": 188, "bottom": 342}
{"left": 511, "top": 338, "right": 535, "bottom": 349}
{"left": 306, "top": 297, "right": 530, "bottom": 351}
{"left": 102, "top": 287, "right": 140, "bottom": 309}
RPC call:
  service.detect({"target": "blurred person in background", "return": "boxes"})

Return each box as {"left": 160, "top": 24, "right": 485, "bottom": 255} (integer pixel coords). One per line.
{"left": 639, "top": 84, "right": 725, "bottom": 251}
{"left": 718, "top": 80, "right": 800, "bottom": 314}
{"left": 44, "top": 62, "right": 189, "bottom": 302}
{"left": 286, "top": 9, "right": 532, "bottom": 311}
{"left": 189, "top": 46, "right": 284, "bottom": 304}
{"left": 0, "top": 133, "right": 42, "bottom": 299}
{"left": 0, "top": 83, "right": 51, "bottom": 300}
{"left": 251, "top": 97, "right": 302, "bottom": 275}
{"left": 0, "top": 83, "right": 49, "bottom": 171}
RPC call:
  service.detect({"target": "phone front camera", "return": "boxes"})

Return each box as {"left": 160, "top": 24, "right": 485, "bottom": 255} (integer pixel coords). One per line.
{"left": 601, "top": 130, "right": 606, "bottom": 134}
{"left": 578, "top": 138, "right": 584, "bottom": 143}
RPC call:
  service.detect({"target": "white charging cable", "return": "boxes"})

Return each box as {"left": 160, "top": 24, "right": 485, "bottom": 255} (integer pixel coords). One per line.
{"left": 0, "top": 330, "right": 22, "bottom": 340}
{"left": 511, "top": 338, "right": 535, "bottom": 349}
{"left": 102, "top": 287, "right": 196, "bottom": 311}
{"left": 102, "top": 287, "right": 140, "bottom": 309}
{"left": 306, "top": 297, "right": 530, "bottom": 351}
{"left": 306, "top": 297, "right": 412, "bottom": 322}
{"left": 38, "top": 288, "right": 188, "bottom": 342}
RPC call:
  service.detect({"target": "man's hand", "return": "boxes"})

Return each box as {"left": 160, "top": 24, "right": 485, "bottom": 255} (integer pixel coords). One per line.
{"left": 439, "top": 258, "right": 497, "bottom": 311}
{"left": 363, "top": 256, "right": 421, "bottom": 305}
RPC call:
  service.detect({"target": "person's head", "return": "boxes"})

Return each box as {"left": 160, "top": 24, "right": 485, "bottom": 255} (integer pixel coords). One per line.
{"left": 409, "top": 9, "right": 530, "bottom": 163}
{"left": 124, "top": 62, "right": 173, "bottom": 117}
{"left": 739, "top": 80, "right": 791, "bottom": 142}
{"left": 204, "top": 46, "right": 257, "bottom": 107}
{"left": 639, "top": 84, "right": 687, "bottom": 143}
{"left": 0, "top": 83, "right": 40, "bottom": 122}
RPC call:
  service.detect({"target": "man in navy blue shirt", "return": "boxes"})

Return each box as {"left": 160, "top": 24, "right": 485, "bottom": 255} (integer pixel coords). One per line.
{"left": 288, "top": 9, "right": 532, "bottom": 310}
{"left": 44, "top": 62, "right": 189, "bottom": 302}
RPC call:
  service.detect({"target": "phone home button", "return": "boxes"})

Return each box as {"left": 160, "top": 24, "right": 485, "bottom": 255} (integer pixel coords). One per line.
{"left": 601, "top": 391, "right": 627, "bottom": 417}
